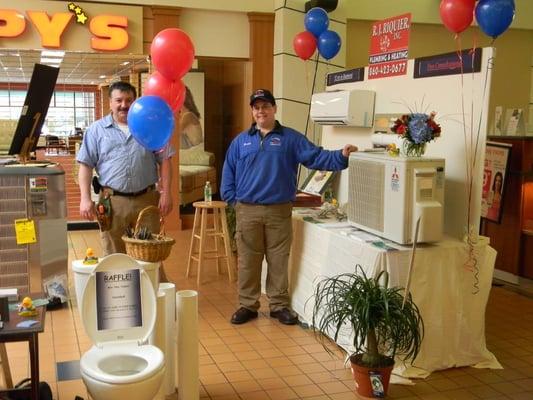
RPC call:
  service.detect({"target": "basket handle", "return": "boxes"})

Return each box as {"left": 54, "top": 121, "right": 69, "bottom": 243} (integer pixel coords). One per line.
{"left": 134, "top": 205, "right": 165, "bottom": 236}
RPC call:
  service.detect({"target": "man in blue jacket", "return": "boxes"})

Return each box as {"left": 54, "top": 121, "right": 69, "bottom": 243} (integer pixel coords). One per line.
{"left": 221, "top": 89, "right": 358, "bottom": 325}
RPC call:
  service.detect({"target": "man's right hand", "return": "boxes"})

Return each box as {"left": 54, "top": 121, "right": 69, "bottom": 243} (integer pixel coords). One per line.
{"left": 80, "top": 198, "right": 95, "bottom": 221}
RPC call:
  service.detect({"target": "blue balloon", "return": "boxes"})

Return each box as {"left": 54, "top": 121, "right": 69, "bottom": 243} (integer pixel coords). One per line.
{"left": 128, "top": 95, "right": 175, "bottom": 151}
{"left": 304, "top": 7, "right": 329, "bottom": 38}
{"left": 475, "top": 0, "right": 515, "bottom": 38}
{"left": 317, "top": 30, "right": 341, "bottom": 60}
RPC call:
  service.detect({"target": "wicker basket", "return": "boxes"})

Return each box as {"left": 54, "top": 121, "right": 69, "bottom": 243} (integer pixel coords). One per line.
{"left": 122, "top": 206, "right": 175, "bottom": 262}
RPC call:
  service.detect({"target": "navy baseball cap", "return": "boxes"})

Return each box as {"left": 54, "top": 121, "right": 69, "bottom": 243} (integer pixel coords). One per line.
{"left": 250, "top": 89, "right": 276, "bottom": 106}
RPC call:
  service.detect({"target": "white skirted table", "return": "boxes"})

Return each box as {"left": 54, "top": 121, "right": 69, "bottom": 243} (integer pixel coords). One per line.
{"left": 287, "top": 213, "right": 501, "bottom": 378}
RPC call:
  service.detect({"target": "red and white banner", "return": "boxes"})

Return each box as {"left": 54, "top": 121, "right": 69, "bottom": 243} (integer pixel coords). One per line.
{"left": 368, "top": 13, "right": 411, "bottom": 80}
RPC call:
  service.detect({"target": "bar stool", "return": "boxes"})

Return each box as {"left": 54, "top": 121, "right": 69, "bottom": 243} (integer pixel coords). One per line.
{"left": 186, "top": 200, "right": 235, "bottom": 285}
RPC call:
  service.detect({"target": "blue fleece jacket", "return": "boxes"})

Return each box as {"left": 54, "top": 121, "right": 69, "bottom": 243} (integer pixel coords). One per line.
{"left": 221, "top": 121, "right": 348, "bottom": 205}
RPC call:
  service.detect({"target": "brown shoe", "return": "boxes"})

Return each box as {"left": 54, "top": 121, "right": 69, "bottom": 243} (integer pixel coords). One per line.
{"left": 270, "top": 308, "right": 298, "bottom": 325}
{"left": 231, "top": 307, "right": 258, "bottom": 324}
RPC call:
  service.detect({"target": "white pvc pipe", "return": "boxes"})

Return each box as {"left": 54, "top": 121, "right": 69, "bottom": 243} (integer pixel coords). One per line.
{"left": 153, "top": 290, "right": 166, "bottom": 400}
{"left": 159, "top": 282, "right": 176, "bottom": 396}
{"left": 176, "top": 290, "right": 199, "bottom": 400}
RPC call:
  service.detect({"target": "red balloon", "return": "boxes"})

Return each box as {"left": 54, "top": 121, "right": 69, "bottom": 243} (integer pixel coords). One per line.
{"left": 293, "top": 31, "right": 317, "bottom": 61}
{"left": 151, "top": 28, "right": 195, "bottom": 81}
{"left": 144, "top": 72, "right": 186, "bottom": 113}
{"left": 440, "top": 0, "right": 476, "bottom": 34}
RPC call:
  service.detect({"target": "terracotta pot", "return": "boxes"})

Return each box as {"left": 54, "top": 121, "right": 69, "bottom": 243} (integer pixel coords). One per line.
{"left": 349, "top": 354, "right": 394, "bottom": 398}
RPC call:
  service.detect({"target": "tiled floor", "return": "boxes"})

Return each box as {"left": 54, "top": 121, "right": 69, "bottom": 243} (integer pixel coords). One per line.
{"left": 1, "top": 228, "right": 533, "bottom": 399}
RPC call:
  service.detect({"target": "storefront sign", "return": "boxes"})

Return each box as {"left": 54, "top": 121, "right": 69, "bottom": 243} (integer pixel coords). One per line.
{"left": 368, "top": 13, "right": 411, "bottom": 80}
{"left": 413, "top": 48, "right": 482, "bottom": 79}
{"left": 0, "top": 0, "right": 142, "bottom": 53}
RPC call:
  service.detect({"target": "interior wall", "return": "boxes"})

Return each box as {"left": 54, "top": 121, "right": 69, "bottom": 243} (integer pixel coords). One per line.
{"left": 346, "top": 21, "right": 533, "bottom": 134}
{"left": 320, "top": 48, "right": 495, "bottom": 240}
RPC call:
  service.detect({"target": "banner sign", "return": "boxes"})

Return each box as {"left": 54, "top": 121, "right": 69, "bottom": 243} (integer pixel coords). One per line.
{"left": 413, "top": 48, "right": 482, "bottom": 79}
{"left": 368, "top": 13, "right": 411, "bottom": 80}
{"left": 326, "top": 67, "right": 365, "bottom": 86}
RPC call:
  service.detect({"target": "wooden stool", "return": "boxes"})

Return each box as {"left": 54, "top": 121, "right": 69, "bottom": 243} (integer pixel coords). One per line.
{"left": 186, "top": 201, "right": 235, "bottom": 284}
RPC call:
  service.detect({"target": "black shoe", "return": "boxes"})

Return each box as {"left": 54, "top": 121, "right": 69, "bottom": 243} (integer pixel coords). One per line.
{"left": 270, "top": 308, "right": 298, "bottom": 325}
{"left": 231, "top": 307, "right": 258, "bottom": 324}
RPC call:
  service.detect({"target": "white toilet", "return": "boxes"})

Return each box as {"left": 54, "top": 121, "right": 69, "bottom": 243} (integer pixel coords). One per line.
{"left": 79, "top": 254, "right": 165, "bottom": 400}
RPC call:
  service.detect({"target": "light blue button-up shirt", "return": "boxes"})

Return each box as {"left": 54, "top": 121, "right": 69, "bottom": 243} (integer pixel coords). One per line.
{"left": 76, "top": 114, "right": 174, "bottom": 193}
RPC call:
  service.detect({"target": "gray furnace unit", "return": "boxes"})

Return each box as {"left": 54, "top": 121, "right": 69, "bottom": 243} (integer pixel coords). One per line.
{"left": 0, "top": 164, "right": 67, "bottom": 294}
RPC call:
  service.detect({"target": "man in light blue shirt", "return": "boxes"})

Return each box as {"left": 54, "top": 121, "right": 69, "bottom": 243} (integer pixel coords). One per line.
{"left": 77, "top": 81, "right": 174, "bottom": 261}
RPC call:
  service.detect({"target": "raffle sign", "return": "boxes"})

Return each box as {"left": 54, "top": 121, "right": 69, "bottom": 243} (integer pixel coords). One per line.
{"left": 368, "top": 13, "right": 411, "bottom": 80}
{"left": 96, "top": 269, "right": 142, "bottom": 331}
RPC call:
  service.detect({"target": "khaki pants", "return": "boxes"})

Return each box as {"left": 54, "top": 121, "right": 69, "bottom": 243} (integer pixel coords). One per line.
{"left": 100, "top": 189, "right": 160, "bottom": 255}
{"left": 235, "top": 202, "right": 292, "bottom": 312}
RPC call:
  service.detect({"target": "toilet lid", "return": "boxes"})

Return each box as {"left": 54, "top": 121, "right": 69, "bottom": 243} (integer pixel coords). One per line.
{"left": 81, "top": 253, "right": 157, "bottom": 346}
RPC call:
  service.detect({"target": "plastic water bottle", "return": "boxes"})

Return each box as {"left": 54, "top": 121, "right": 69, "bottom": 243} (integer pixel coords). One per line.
{"left": 204, "top": 181, "right": 212, "bottom": 202}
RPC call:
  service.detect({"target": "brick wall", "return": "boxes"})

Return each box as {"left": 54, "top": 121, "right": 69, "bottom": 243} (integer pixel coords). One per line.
{"left": 37, "top": 150, "right": 82, "bottom": 220}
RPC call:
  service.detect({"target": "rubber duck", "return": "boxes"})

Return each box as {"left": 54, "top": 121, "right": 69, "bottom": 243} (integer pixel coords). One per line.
{"left": 18, "top": 296, "right": 37, "bottom": 317}
{"left": 83, "top": 247, "right": 99, "bottom": 265}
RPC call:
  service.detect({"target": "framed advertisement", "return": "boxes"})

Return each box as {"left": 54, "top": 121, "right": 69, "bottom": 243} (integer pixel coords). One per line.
{"left": 481, "top": 141, "right": 512, "bottom": 223}
{"left": 300, "top": 170, "right": 336, "bottom": 196}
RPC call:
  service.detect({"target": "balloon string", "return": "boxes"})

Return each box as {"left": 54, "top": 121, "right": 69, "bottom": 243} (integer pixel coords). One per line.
{"left": 297, "top": 51, "right": 320, "bottom": 185}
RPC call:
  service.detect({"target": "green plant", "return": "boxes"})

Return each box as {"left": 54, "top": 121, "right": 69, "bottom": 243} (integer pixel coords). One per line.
{"left": 311, "top": 265, "right": 423, "bottom": 368}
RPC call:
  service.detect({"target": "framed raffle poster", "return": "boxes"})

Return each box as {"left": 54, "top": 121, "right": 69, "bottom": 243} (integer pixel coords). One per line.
{"left": 481, "top": 141, "right": 512, "bottom": 223}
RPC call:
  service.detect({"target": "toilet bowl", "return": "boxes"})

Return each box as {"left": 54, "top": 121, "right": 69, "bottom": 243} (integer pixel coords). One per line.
{"left": 79, "top": 254, "right": 165, "bottom": 400}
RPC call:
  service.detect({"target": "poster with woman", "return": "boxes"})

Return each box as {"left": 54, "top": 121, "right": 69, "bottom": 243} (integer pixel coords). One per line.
{"left": 481, "top": 142, "right": 512, "bottom": 223}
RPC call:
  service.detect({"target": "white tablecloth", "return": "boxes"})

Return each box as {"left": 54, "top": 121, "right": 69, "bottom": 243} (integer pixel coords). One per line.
{"left": 287, "top": 215, "right": 501, "bottom": 378}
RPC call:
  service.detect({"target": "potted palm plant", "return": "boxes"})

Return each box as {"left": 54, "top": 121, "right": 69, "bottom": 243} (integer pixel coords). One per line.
{"left": 311, "top": 265, "right": 424, "bottom": 398}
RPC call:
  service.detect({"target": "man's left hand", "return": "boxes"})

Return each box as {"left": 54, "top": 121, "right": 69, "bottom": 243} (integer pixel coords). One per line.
{"left": 159, "top": 191, "right": 173, "bottom": 216}
{"left": 342, "top": 144, "right": 358, "bottom": 158}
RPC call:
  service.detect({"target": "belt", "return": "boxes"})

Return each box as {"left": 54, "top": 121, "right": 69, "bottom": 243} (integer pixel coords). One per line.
{"left": 105, "top": 184, "right": 155, "bottom": 197}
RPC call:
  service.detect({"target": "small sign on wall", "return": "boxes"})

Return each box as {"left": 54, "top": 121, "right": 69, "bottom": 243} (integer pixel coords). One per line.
{"left": 368, "top": 13, "right": 411, "bottom": 80}
{"left": 481, "top": 141, "right": 512, "bottom": 223}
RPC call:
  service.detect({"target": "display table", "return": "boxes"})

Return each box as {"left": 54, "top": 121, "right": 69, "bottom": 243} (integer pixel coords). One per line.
{"left": 0, "top": 299, "right": 46, "bottom": 400}
{"left": 288, "top": 213, "right": 501, "bottom": 378}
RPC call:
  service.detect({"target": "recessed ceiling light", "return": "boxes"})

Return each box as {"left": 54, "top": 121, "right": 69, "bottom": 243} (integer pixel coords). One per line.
{"left": 41, "top": 50, "right": 65, "bottom": 58}
{"left": 3, "top": 67, "right": 8, "bottom": 70}
{"left": 121, "top": 61, "right": 130, "bottom": 66}
{"left": 40, "top": 57, "right": 62, "bottom": 64}
{"left": 99, "top": 75, "right": 106, "bottom": 79}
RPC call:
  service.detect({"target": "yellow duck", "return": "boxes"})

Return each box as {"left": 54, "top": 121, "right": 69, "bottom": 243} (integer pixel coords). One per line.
{"left": 18, "top": 296, "right": 37, "bottom": 317}
{"left": 83, "top": 247, "right": 99, "bottom": 265}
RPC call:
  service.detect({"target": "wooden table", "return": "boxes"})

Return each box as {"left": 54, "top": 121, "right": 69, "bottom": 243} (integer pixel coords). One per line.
{"left": 0, "top": 302, "right": 46, "bottom": 400}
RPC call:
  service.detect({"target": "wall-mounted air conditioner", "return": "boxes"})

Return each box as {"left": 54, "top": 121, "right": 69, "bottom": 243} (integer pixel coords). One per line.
{"left": 310, "top": 90, "right": 375, "bottom": 126}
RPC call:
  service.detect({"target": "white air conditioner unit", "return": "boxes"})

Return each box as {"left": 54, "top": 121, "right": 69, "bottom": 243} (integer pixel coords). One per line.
{"left": 310, "top": 90, "right": 375, "bottom": 126}
{"left": 347, "top": 152, "right": 445, "bottom": 244}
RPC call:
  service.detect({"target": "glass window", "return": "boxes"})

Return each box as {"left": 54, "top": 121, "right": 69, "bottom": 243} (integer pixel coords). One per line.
{"left": 0, "top": 88, "right": 96, "bottom": 137}
{"left": 75, "top": 92, "right": 95, "bottom": 107}
{"left": 10, "top": 91, "right": 26, "bottom": 106}
{"left": 54, "top": 91, "right": 75, "bottom": 107}
{"left": 0, "top": 90, "right": 9, "bottom": 107}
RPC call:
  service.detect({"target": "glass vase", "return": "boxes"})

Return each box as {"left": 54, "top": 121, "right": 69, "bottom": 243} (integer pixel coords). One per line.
{"left": 403, "top": 141, "right": 426, "bottom": 157}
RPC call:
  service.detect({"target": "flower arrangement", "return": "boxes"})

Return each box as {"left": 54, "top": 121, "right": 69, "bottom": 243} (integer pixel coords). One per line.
{"left": 391, "top": 112, "right": 441, "bottom": 157}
